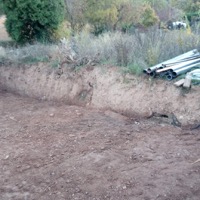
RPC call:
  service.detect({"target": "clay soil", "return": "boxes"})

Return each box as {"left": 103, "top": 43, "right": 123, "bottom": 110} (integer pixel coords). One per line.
{"left": 0, "top": 90, "right": 200, "bottom": 200}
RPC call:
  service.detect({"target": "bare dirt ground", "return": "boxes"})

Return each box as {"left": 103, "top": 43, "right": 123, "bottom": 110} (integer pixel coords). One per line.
{"left": 0, "top": 16, "right": 200, "bottom": 200}
{"left": 0, "top": 90, "right": 200, "bottom": 200}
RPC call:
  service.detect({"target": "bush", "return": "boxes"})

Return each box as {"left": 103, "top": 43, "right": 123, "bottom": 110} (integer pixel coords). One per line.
{"left": 0, "top": 43, "right": 59, "bottom": 64}
{"left": 70, "top": 29, "right": 200, "bottom": 72}
{"left": 3, "top": 0, "right": 65, "bottom": 44}
{"left": 125, "top": 63, "right": 143, "bottom": 76}
{"left": 1, "top": 28, "right": 200, "bottom": 77}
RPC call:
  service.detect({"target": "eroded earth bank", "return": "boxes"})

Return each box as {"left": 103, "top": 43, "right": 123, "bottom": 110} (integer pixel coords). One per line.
{"left": 0, "top": 64, "right": 200, "bottom": 125}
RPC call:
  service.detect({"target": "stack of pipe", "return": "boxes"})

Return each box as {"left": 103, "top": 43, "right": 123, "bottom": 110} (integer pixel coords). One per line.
{"left": 186, "top": 69, "right": 200, "bottom": 81}
{"left": 143, "top": 49, "right": 200, "bottom": 80}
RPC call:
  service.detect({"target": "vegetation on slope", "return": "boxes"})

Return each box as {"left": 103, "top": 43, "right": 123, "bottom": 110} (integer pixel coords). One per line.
{"left": 0, "top": 0, "right": 200, "bottom": 76}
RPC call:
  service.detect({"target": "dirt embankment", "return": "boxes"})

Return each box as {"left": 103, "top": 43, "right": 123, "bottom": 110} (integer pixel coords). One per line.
{"left": 0, "top": 64, "right": 200, "bottom": 125}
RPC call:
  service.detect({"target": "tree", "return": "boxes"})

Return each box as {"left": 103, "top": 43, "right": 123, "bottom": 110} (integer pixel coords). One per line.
{"left": 84, "top": 0, "right": 120, "bottom": 35}
{"left": 3, "top": 0, "right": 65, "bottom": 44}
{"left": 65, "top": 0, "right": 86, "bottom": 34}
{"left": 114, "top": 1, "right": 159, "bottom": 32}
{"left": 172, "top": 0, "right": 200, "bottom": 23}
{"left": 84, "top": 0, "right": 159, "bottom": 35}
{"left": 146, "top": 0, "right": 168, "bottom": 9}
{"left": 0, "top": 0, "right": 4, "bottom": 15}
{"left": 140, "top": 3, "right": 159, "bottom": 27}
{"left": 114, "top": 0, "right": 143, "bottom": 32}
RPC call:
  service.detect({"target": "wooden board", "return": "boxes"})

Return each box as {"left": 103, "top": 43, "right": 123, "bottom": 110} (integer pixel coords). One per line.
{"left": 174, "top": 78, "right": 185, "bottom": 87}
{"left": 183, "top": 77, "right": 192, "bottom": 88}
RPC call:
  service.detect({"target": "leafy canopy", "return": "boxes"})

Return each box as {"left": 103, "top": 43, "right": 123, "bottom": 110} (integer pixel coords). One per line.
{"left": 83, "top": 0, "right": 159, "bottom": 35}
{"left": 3, "top": 0, "right": 65, "bottom": 44}
{"left": 0, "top": 0, "right": 4, "bottom": 15}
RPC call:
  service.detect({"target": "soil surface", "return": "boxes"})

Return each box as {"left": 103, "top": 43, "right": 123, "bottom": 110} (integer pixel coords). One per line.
{"left": 0, "top": 90, "right": 200, "bottom": 200}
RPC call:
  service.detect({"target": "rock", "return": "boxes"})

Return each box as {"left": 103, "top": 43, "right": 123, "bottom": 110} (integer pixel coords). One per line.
{"left": 122, "top": 185, "right": 127, "bottom": 190}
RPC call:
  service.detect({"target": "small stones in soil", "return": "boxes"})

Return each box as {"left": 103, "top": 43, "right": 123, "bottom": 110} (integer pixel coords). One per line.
{"left": 4, "top": 155, "right": 9, "bottom": 159}
{"left": 49, "top": 113, "right": 54, "bottom": 117}
{"left": 122, "top": 185, "right": 127, "bottom": 190}
{"left": 75, "top": 110, "right": 82, "bottom": 116}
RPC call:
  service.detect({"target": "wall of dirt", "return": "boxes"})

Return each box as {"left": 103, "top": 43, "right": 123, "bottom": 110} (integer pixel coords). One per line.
{"left": 0, "top": 63, "right": 200, "bottom": 125}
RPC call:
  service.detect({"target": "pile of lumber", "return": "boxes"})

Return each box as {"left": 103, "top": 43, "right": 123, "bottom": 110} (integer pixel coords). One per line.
{"left": 174, "top": 69, "right": 200, "bottom": 88}
{"left": 174, "top": 77, "right": 192, "bottom": 88}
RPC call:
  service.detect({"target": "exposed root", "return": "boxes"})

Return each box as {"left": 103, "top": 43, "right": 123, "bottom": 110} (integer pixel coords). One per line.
{"left": 192, "top": 159, "right": 200, "bottom": 165}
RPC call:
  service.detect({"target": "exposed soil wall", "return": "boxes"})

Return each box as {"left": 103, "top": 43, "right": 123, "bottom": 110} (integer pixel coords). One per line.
{"left": 0, "top": 63, "right": 200, "bottom": 125}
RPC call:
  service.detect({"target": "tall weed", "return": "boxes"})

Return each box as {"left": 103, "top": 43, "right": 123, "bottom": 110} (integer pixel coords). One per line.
{"left": 1, "top": 29, "right": 200, "bottom": 75}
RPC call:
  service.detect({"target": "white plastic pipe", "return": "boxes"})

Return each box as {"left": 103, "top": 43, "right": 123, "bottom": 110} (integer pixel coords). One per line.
{"left": 146, "top": 49, "right": 199, "bottom": 73}
{"left": 156, "top": 57, "right": 200, "bottom": 73}
{"left": 172, "top": 63, "right": 200, "bottom": 77}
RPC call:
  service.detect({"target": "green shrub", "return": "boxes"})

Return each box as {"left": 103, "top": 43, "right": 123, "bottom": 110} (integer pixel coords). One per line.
{"left": 3, "top": 0, "right": 65, "bottom": 44}
{"left": 126, "top": 63, "right": 143, "bottom": 76}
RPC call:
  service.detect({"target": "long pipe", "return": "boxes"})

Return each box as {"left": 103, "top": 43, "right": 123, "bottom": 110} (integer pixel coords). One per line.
{"left": 159, "top": 71, "right": 170, "bottom": 78}
{"left": 156, "top": 57, "right": 200, "bottom": 73}
{"left": 168, "top": 62, "right": 200, "bottom": 73}
{"left": 172, "top": 63, "right": 200, "bottom": 77}
{"left": 163, "top": 54, "right": 200, "bottom": 67}
{"left": 166, "top": 64, "right": 200, "bottom": 80}
{"left": 166, "top": 73, "right": 174, "bottom": 81}
{"left": 146, "top": 49, "right": 198, "bottom": 73}
{"left": 186, "top": 69, "right": 200, "bottom": 81}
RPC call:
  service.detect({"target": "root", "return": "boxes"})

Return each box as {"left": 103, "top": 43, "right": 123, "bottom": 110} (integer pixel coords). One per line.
{"left": 192, "top": 159, "right": 200, "bottom": 165}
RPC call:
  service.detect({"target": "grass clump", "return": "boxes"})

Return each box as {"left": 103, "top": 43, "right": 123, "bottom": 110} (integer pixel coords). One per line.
{"left": 126, "top": 63, "right": 144, "bottom": 76}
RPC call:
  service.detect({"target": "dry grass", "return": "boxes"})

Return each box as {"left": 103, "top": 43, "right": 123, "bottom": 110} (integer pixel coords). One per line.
{"left": 1, "top": 16, "right": 200, "bottom": 76}
{"left": 71, "top": 30, "right": 200, "bottom": 71}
